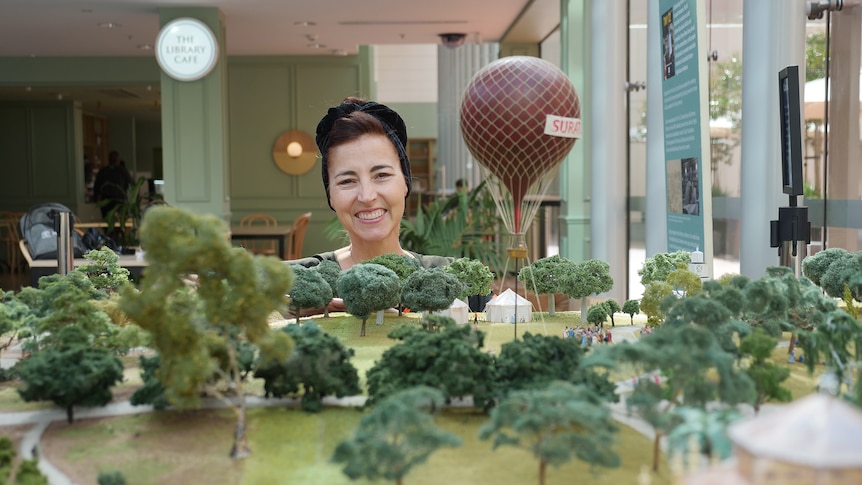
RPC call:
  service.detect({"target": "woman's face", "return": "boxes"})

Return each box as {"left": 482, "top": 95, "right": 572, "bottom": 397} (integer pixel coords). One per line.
{"left": 327, "top": 134, "right": 407, "bottom": 247}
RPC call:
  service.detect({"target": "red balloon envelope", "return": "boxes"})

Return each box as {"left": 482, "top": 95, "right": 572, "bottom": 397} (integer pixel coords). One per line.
{"left": 460, "top": 56, "right": 580, "bottom": 233}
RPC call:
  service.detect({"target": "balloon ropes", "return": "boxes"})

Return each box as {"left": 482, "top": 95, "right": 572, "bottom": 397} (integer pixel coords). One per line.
{"left": 460, "top": 56, "right": 581, "bottom": 332}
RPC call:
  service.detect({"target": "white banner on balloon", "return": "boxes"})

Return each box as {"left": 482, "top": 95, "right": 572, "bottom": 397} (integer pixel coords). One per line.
{"left": 544, "top": 115, "right": 582, "bottom": 138}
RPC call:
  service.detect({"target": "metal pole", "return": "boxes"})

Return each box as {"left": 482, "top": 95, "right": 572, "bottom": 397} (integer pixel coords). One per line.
{"left": 55, "top": 211, "right": 74, "bottom": 275}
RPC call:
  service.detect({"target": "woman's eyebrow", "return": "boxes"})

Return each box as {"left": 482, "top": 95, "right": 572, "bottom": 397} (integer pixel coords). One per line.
{"left": 370, "top": 163, "right": 397, "bottom": 172}
{"left": 333, "top": 169, "right": 358, "bottom": 179}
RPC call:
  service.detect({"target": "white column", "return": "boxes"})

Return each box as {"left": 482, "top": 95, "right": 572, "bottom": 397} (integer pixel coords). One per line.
{"left": 437, "top": 43, "right": 498, "bottom": 190}
{"left": 646, "top": 0, "right": 668, "bottom": 257}
{"left": 589, "top": 0, "right": 628, "bottom": 300}
{"left": 739, "top": 0, "right": 806, "bottom": 278}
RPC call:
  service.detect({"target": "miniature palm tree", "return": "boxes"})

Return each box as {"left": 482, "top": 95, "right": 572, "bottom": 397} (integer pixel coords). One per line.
{"left": 337, "top": 263, "right": 401, "bottom": 337}
{"left": 479, "top": 381, "right": 620, "bottom": 485}
{"left": 120, "top": 206, "right": 295, "bottom": 458}
{"left": 332, "top": 386, "right": 462, "bottom": 485}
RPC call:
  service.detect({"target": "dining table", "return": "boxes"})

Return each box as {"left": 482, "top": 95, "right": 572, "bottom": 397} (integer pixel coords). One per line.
{"left": 229, "top": 225, "right": 294, "bottom": 260}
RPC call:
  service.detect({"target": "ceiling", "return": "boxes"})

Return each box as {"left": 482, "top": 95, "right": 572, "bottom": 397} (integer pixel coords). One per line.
{"left": 0, "top": 0, "right": 535, "bottom": 117}
{"left": 0, "top": 0, "right": 753, "bottom": 118}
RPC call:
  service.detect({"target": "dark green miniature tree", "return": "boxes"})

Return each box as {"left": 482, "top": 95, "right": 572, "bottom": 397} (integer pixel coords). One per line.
{"left": 564, "top": 259, "right": 613, "bottom": 323}
{"left": 594, "top": 321, "right": 755, "bottom": 471}
{"left": 315, "top": 259, "right": 342, "bottom": 318}
{"left": 254, "top": 321, "right": 360, "bottom": 412}
{"left": 517, "top": 255, "right": 575, "bottom": 316}
{"left": 801, "top": 247, "right": 851, "bottom": 287}
{"left": 444, "top": 257, "right": 494, "bottom": 302}
{"left": 739, "top": 328, "right": 792, "bottom": 413}
{"left": 638, "top": 250, "right": 691, "bottom": 286}
{"left": 332, "top": 386, "right": 462, "bottom": 485}
{"left": 288, "top": 264, "right": 333, "bottom": 324}
{"left": 367, "top": 253, "right": 421, "bottom": 316}
{"left": 601, "top": 299, "right": 622, "bottom": 326}
{"left": 16, "top": 325, "right": 124, "bottom": 423}
{"left": 366, "top": 321, "right": 495, "bottom": 408}
{"left": 493, "top": 332, "right": 616, "bottom": 403}
{"left": 586, "top": 303, "right": 609, "bottom": 329}
{"left": 130, "top": 354, "right": 170, "bottom": 410}
{"left": 337, "top": 263, "right": 401, "bottom": 337}
{"left": 622, "top": 299, "right": 640, "bottom": 325}
{"left": 479, "top": 381, "right": 620, "bottom": 485}
{"left": 401, "top": 267, "right": 464, "bottom": 316}
{"left": 120, "top": 206, "right": 295, "bottom": 458}
{"left": 799, "top": 307, "right": 862, "bottom": 407}
{"left": 820, "top": 251, "right": 862, "bottom": 300}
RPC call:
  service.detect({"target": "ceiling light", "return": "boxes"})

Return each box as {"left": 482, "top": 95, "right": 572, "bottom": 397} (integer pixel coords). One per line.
{"left": 98, "top": 21, "right": 121, "bottom": 29}
{"left": 294, "top": 21, "right": 316, "bottom": 27}
{"left": 331, "top": 49, "right": 348, "bottom": 56}
{"left": 306, "top": 43, "right": 326, "bottom": 49}
{"left": 305, "top": 34, "right": 318, "bottom": 42}
{"left": 137, "top": 44, "right": 153, "bottom": 51}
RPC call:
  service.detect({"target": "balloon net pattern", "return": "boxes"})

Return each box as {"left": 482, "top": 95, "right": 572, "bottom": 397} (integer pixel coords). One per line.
{"left": 460, "top": 56, "right": 580, "bottom": 234}
{"left": 480, "top": 165, "right": 560, "bottom": 236}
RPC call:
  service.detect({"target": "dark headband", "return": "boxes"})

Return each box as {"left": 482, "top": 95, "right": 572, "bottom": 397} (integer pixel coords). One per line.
{"left": 316, "top": 101, "right": 411, "bottom": 210}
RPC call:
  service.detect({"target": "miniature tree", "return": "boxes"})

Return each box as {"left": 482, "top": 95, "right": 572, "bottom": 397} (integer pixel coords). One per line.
{"left": 639, "top": 281, "right": 674, "bottom": 325}
{"left": 492, "top": 332, "right": 616, "bottom": 403}
{"left": 819, "top": 251, "right": 862, "bottom": 299}
{"left": 601, "top": 299, "right": 622, "bottom": 326}
{"left": 667, "top": 264, "right": 703, "bottom": 297}
{"left": 15, "top": 325, "right": 124, "bottom": 423}
{"left": 517, "top": 255, "right": 575, "bottom": 316}
{"left": 444, "top": 257, "right": 494, "bottom": 302}
{"left": 799, "top": 306, "right": 862, "bottom": 407}
{"left": 0, "top": 291, "right": 29, "bottom": 375}
{"left": 801, "top": 247, "right": 851, "bottom": 287}
{"left": 564, "top": 259, "right": 613, "bottom": 322}
{"left": 666, "top": 407, "right": 741, "bottom": 464}
{"left": 367, "top": 253, "right": 421, "bottom": 316}
{"left": 254, "top": 321, "right": 360, "bottom": 412}
{"left": 332, "top": 386, "right": 462, "bottom": 485}
{"left": 288, "top": 264, "right": 333, "bottom": 324}
{"left": 336, "top": 263, "right": 401, "bottom": 337}
{"left": 120, "top": 206, "right": 295, "bottom": 458}
{"left": 638, "top": 250, "right": 691, "bottom": 286}
{"left": 315, "top": 259, "right": 342, "bottom": 318}
{"left": 596, "top": 321, "right": 755, "bottom": 471}
{"left": 401, "top": 267, "right": 464, "bottom": 316}
{"left": 586, "top": 303, "right": 609, "bottom": 329}
{"left": 739, "top": 328, "right": 792, "bottom": 413}
{"left": 365, "top": 321, "right": 495, "bottom": 408}
{"left": 622, "top": 299, "right": 640, "bottom": 325}
{"left": 73, "top": 246, "right": 131, "bottom": 294}
{"left": 479, "top": 381, "right": 620, "bottom": 485}
{"left": 130, "top": 354, "right": 170, "bottom": 410}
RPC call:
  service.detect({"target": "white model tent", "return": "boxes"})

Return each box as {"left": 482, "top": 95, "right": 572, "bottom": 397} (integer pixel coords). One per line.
{"left": 485, "top": 289, "right": 533, "bottom": 323}
{"left": 432, "top": 298, "right": 470, "bottom": 324}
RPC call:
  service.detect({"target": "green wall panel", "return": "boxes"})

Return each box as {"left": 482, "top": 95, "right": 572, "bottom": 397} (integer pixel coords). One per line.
{"left": 31, "top": 106, "right": 72, "bottom": 198}
{"left": 0, "top": 106, "right": 30, "bottom": 199}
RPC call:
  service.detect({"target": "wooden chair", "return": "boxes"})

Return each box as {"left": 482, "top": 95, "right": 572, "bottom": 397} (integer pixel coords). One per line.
{"left": 287, "top": 212, "right": 311, "bottom": 260}
{"left": 239, "top": 213, "right": 279, "bottom": 256}
{"left": 0, "top": 211, "right": 25, "bottom": 274}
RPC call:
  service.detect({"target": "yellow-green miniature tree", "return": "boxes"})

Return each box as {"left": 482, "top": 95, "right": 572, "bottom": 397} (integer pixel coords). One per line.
{"left": 120, "top": 206, "right": 295, "bottom": 458}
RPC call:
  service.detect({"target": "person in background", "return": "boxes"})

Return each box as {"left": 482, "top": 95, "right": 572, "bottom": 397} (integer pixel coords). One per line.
{"left": 287, "top": 97, "right": 452, "bottom": 313}
{"left": 93, "top": 150, "right": 135, "bottom": 219}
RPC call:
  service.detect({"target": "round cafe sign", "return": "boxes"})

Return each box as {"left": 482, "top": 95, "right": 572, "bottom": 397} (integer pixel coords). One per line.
{"left": 155, "top": 18, "right": 219, "bottom": 82}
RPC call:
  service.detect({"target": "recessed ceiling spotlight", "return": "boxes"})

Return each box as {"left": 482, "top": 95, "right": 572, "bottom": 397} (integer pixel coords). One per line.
{"left": 25, "top": 86, "right": 32, "bottom": 92}
{"left": 137, "top": 44, "right": 153, "bottom": 51}
{"left": 331, "top": 49, "right": 348, "bottom": 56}
{"left": 98, "top": 21, "right": 121, "bottom": 29}
{"left": 57, "top": 93, "right": 63, "bottom": 101}
{"left": 307, "top": 43, "right": 326, "bottom": 49}
{"left": 294, "top": 21, "right": 316, "bottom": 27}
{"left": 305, "top": 34, "right": 319, "bottom": 42}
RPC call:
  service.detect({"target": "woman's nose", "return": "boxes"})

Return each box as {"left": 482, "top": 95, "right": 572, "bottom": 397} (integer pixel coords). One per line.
{"left": 357, "top": 180, "right": 378, "bottom": 202}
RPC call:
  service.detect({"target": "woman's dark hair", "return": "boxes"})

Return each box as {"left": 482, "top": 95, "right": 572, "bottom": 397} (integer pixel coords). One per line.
{"left": 316, "top": 97, "right": 411, "bottom": 210}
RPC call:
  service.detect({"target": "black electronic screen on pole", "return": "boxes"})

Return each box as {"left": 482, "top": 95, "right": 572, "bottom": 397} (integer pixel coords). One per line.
{"left": 778, "top": 65, "right": 804, "bottom": 196}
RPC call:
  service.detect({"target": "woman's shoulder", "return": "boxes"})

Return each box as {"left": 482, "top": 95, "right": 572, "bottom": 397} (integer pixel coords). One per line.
{"left": 409, "top": 252, "right": 454, "bottom": 269}
{"left": 284, "top": 251, "right": 338, "bottom": 268}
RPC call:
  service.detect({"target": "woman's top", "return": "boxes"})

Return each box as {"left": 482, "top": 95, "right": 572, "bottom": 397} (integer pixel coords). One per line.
{"left": 286, "top": 251, "right": 453, "bottom": 270}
